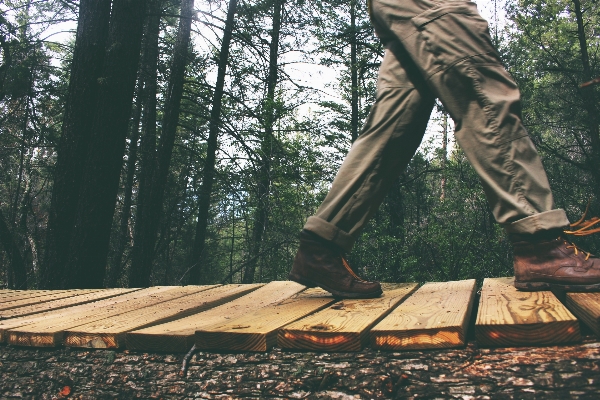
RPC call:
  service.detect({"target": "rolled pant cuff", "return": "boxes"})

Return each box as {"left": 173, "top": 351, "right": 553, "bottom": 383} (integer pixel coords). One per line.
{"left": 503, "top": 209, "right": 570, "bottom": 235}
{"left": 304, "top": 216, "right": 355, "bottom": 253}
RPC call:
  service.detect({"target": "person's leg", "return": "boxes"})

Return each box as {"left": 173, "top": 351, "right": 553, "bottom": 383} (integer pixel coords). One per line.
{"left": 370, "top": 0, "right": 600, "bottom": 290}
{"left": 289, "top": 39, "right": 435, "bottom": 298}
{"left": 305, "top": 42, "right": 435, "bottom": 252}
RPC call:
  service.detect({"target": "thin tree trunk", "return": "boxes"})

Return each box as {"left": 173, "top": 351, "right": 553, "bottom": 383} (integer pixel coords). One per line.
{"left": 0, "top": 208, "right": 27, "bottom": 289}
{"left": 107, "top": 76, "right": 144, "bottom": 288}
{"left": 65, "top": 0, "right": 147, "bottom": 289}
{"left": 40, "top": 0, "right": 111, "bottom": 289}
{"left": 189, "top": 0, "right": 238, "bottom": 285}
{"left": 440, "top": 110, "right": 447, "bottom": 200}
{"left": 350, "top": 0, "right": 359, "bottom": 143}
{"left": 242, "top": 0, "right": 283, "bottom": 284}
{"left": 128, "top": 0, "right": 163, "bottom": 287}
{"left": 129, "top": 0, "right": 194, "bottom": 287}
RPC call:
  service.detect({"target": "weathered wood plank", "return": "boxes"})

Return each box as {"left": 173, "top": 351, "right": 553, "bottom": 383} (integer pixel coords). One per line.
{"left": 196, "top": 288, "right": 335, "bottom": 352}
{"left": 370, "top": 280, "right": 476, "bottom": 350}
{"left": 475, "top": 277, "right": 580, "bottom": 346}
{"left": 0, "top": 289, "right": 152, "bottom": 343}
{"left": 0, "top": 290, "right": 64, "bottom": 303}
{"left": 6, "top": 286, "right": 215, "bottom": 347}
{"left": 0, "top": 290, "right": 102, "bottom": 311}
{"left": 127, "top": 281, "right": 307, "bottom": 352}
{"left": 0, "top": 288, "right": 136, "bottom": 320}
{"left": 278, "top": 283, "right": 418, "bottom": 351}
{"left": 63, "top": 284, "right": 261, "bottom": 349}
{"left": 566, "top": 293, "right": 600, "bottom": 336}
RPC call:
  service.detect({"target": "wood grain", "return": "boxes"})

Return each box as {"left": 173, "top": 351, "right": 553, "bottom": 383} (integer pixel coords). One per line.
{"left": 196, "top": 288, "right": 335, "bottom": 352}
{"left": 566, "top": 293, "right": 600, "bottom": 336}
{"left": 0, "top": 290, "right": 63, "bottom": 303}
{"left": 475, "top": 277, "right": 580, "bottom": 346}
{"left": 278, "top": 283, "right": 418, "bottom": 351}
{"left": 0, "top": 290, "right": 101, "bottom": 311}
{"left": 63, "top": 284, "right": 261, "bottom": 349}
{"left": 6, "top": 286, "right": 214, "bottom": 347}
{"left": 0, "top": 288, "right": 135, "bottom": 320}
{"left": 370, "top": 280, "right": 476, "bottom": 350}
{"left": 126, "top": 281, "right": 306, "bottom": 352}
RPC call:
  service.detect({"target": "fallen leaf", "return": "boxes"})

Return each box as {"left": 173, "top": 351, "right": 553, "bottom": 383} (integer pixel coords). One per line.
{"left": 59, "top": 386, "right": 71, "bottom": 396}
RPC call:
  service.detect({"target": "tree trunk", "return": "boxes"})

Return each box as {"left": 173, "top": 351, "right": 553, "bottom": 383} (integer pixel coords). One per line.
{"left": 440, "top": 110, "right": 447, "bottom": 201}
{"left": 0, "top": 208, "right": 27, "bottom": 289}
{"left": 189, "top": 0, "right": 238, "bottom": 285}
{"left": 350, "top": 0, "right": 359, "bottom": 143}
{"left": 242, "top": 0, "right": 283, "bottom": 284}
{"left": 40, "top": 0, "right": 111, "bottom": 289}
{"left": 64, "top": 0, "right": 147, "bottom": 289}
{"left": 129, "top": 0, "right": 194, "bottom": 288}
{"left": 128, "top": 0, "right": 163, "bottom": 287}
{"left": 572, "top": 0, "right": 600, "bottom": 203}
{"left": 107, "top": 76, "right": 144, "bottom": 288}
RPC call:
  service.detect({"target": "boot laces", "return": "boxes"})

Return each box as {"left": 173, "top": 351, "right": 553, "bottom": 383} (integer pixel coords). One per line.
{"left": 562, "top": 201, "right": 599, "bottom": 261}
{"left": 564, "top": 241, "right": 592, "bottom": 261}
{"left": 341, "top": 257, "right": 367, "bottom": 282}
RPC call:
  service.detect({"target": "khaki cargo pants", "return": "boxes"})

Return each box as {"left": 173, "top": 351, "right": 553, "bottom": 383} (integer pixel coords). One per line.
{"left": 305, "top": 0, "right": 570, "bottom": 252}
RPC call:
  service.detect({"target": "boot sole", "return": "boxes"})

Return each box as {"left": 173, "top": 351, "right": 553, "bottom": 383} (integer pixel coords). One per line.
{"left": 288, "top": 273, "right": 383, "bottom": 299}
{"left": 515, "top": 280, "right": 600, "bottom": 292}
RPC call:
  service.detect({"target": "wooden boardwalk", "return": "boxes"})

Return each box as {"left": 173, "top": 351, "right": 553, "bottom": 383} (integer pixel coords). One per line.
{"left": 1, "top": 277, "right": 597, "bottom": 352}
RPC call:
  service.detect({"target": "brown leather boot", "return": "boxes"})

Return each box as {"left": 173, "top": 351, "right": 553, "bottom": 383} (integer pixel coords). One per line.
{"left": 512, "top": 230, "right": 600, "bottom": 291}
{"left": 288, "top": 230, "right": 382, "bottom": 298}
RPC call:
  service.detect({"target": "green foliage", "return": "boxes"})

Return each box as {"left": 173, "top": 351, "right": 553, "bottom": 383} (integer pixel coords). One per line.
{"left": 1, "top": 0, "right": 599, "bottom": 288}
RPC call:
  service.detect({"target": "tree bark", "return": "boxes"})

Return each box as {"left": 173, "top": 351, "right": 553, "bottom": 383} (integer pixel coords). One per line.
{"left": 242, "top": 0, "right": 283, "bottom": 284}
{"left": 127, "top": 0, "right": 162, "bottom": 287}
{"left": 350, "top": 0, "right": 359, "bottom": 143}
{"left": 107, "top": 77, "right": 144, "bottom": 288}
{"left": 0, "top": 208, "right": 27, "bottom": 289}
{"left": 129, "top": 0, "right": 194, "bottom": 288}
{"left": 40, "top": 0, "right": 111, "bottom": 289}
{"left": 572, "top": 0, "right": 600, "bottom": 203}
{"left": 189, "top": 0, "right": 238, "bottom": 285}
{"left": 64, "top": 0, "right": 147, "bottom": 289}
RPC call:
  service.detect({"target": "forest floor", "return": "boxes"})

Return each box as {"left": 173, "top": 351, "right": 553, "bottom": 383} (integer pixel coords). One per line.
{"left": 2, "top": 336, "right": 600, "bottom": 400}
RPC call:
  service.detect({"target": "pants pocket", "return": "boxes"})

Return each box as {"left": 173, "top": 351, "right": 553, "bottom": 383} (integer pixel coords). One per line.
{"left": 408, "top": 2, "right": 499, "bottom": 78}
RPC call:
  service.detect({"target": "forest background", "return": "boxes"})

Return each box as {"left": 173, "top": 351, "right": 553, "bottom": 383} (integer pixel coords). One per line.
{"left": 0, "top": 0, "right": 598, "bottom": 290}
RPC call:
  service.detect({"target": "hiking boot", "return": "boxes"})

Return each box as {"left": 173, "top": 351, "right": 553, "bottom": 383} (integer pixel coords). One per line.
{"left": 512, "top": 232, "right": 600, "bottom": 291}
{"left": 288, "top": 230, "right": 383, "bottom": 298}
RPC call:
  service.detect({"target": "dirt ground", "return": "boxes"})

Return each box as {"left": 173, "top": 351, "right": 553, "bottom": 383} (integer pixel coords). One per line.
{"left": 2, "top": 337, "right": 600, "bottom": 399}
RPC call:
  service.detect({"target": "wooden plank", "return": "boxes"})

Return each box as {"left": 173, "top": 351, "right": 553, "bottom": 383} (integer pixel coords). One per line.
{"left": 278, "top": 283, "right": 418, "bottom": 351}
{"left": 196, "top": 288, "right": 335, "bottom": 352}
{"left": 0, "top": 288, "right": 151, "bottom": 343}
{"left": 0, "top": 290, "right": 101, "bottom": 311}
{"left": 0, "top": 290, "right": 64, "bottom": 303}
{"left": 0, "top": 288, "right": 136, "bottom": 319}
{"left": 370, "top": 280, "right": 476, "bottom": 350}
{"left": 126, "top": 281, "right": 307, "bottom": 352}
{"left": 63, "top": 284, "right": 261, "bottom": 349}
{"left": 475, "top": 277, "right": 580, "bottom": 346}
{"left": 566, "top": 293, "right": 600, "bottom": 336}
{"left": 6, "top": 286, "right": 216, "bottom": 347}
